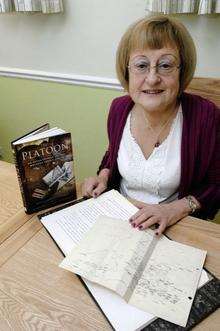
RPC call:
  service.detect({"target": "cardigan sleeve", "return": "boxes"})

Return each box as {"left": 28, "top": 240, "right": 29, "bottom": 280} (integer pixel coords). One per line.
{"left": 98, "top": 150, "right": 110, "bottom": 173}
{"left": 189, "top": 105, "right": 220, "bottom": 218}
{"left": 97, "top": 98, "right": 118, "bottom": 173}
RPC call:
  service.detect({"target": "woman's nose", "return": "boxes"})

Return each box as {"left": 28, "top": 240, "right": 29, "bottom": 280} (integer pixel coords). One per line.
{"left": 144, "top": 69, "right": 161, "bottom": 85}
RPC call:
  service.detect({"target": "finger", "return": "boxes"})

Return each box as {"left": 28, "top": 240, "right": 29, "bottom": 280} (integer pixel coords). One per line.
{"left": 87, "top": 182, "right": 98, "bottom": 197}
{"left": 83, "top": 190, "right": 92, "bottom": 198}
{"left": 155, "top": 220, "right": 167, "bottom": 236}
{"left": 82, "top": 186, "right": 93, "bottom": 197}
{"left": 82, "top": 181, "right": 91, "bottom": 197}
{"left": 85, "top": 182, "right": 98, "bottom": 197}
{"left": 138, "top": 217, "right": 159, "bottom": 230}
{"left": 92, "top": 182, "right": 106, "bottom": 198}
{"left": 130, "top": 208, "right": 152, "bottom": 223}
{"left": 130, "top": 211, "right": 154, "bottom": 227}
{"left": 84, "top": 191, "right": 93, "bottom": 198}
{"left": 81, "top": 183, "right": 88, "bottom": 197}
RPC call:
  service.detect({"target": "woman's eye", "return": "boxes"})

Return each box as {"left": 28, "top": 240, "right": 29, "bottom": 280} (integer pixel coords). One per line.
{"left": 159, "top": 63, "right": 173, "bottom": 69}
{"left": 136, "top": 62, "right": 148, "bottom": 69}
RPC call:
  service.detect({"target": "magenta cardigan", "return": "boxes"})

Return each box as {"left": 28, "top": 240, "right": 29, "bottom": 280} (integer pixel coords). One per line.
{"left": 98, "top": 92, "right": 220, "bottom": 219}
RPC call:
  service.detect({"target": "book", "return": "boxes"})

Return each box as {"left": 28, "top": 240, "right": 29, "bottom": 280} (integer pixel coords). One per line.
{"left": 39, "top": 190, "right": 213, "bottom": 331}
{"left": 12, "top": 124, "right": 76, "bottom": 214}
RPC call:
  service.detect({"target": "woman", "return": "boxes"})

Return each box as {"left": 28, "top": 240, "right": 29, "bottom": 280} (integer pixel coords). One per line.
{"left": 83, "top": 16, "right": 220, "bottom": 235}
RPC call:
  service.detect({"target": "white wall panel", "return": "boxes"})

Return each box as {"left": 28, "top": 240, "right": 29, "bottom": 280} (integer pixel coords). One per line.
{"left": 0, "top": 0, "right": 219, "bottom": 80}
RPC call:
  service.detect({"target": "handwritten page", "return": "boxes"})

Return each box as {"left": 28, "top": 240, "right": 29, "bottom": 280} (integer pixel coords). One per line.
{"left": 60, "top": 217, "right": 155, "bottom": 297}
{"left": 129, "top": 234, "right": 207, "bottom": 326}
{"left": 60, "top": 216, "right": 207, "bottom": 327}
{"left": 40, "top": 189, "right": 209, "bottom": 331}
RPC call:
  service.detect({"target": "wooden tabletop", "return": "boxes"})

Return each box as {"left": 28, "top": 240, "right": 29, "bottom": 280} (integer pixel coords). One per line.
{"left": 0, "top": 160, "right": 219, "bottom": 330}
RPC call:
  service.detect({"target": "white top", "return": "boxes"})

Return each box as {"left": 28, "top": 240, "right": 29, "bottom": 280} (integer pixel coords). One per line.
{"left": 117, "top": 106, "right": 183, "bottom": 204}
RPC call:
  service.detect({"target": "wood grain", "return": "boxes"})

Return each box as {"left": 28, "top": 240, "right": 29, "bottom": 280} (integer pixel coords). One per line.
{"left": 0, "top": 228, "right": 112, "bottom": 331}
{"left": 187, "top": 77, "right": 220, "bottom": 107}
{"left": 0, "top": 160, "right": 82, "bottom": 245}
{"left": 0, "top": 161, "right": 34, "bottom": 244}
{"left": 0, "top": 215, "right": 42, "bottom": 268}
{"left": 0, "top": 161, "right": 23, "bottom": 223}
{"left": 166, "top": 216, "right": 220, "bottom": 279}
{"left": 194, "top": 309, "right": 220, "bottom": 331}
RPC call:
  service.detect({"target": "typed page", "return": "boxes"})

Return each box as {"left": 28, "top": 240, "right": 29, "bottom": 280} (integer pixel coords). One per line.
{"left": 40, "top": 189, "right": 138, "bottom": 256}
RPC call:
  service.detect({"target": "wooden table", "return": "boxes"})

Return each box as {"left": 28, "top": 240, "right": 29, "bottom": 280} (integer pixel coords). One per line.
{"left": 0, "top": 160, "right": 219, "bottom": 330}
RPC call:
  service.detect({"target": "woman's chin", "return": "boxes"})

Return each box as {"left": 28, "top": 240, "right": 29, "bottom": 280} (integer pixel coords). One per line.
{"left": 138, "top": 99, "right": 165, "bottom": 112}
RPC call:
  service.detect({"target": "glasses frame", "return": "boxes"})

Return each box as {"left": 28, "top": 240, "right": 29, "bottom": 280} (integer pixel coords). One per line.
{"left": 127, "top": 62, "right": 181, "bottom": 77}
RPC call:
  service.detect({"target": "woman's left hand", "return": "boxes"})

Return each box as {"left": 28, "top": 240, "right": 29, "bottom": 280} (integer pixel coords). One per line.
{"left": 129, "top": 199, "right": 190, "bottom": 235}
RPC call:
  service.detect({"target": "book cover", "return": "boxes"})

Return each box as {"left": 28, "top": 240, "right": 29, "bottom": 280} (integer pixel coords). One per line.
{"left": 12, "top": 130, "right": 76, "bottom": 213}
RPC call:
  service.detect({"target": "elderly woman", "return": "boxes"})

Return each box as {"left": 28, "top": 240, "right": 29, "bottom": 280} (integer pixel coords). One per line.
{"left": 83, "top": 16, "right": 220, "bottom": 235}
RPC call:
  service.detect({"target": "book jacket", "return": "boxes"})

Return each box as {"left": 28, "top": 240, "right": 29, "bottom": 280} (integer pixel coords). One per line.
{"left": 12, "top": 132, "right": 76, "bottom": 214}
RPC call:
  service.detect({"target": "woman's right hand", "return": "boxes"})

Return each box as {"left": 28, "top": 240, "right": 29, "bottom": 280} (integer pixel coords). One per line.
{"left": 82, "top": 168, "right": 110, "bottom": 198}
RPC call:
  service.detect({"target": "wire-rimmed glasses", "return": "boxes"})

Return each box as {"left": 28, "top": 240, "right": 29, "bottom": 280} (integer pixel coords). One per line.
{"left": 128, "top": 56, "right": 181, "bottom": 76}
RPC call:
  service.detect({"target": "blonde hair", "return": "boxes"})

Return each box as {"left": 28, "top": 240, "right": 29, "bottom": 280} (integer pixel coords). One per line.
{"left": 116, "top": 15, "right": 196, "bottom": 94}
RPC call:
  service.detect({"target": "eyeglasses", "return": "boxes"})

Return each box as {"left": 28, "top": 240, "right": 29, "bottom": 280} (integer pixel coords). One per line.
{"left": 128, "top": 58, "right": 181, "bottom": 76}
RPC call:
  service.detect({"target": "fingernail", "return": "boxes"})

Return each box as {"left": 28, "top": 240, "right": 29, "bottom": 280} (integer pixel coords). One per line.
{"left": 129, "top": 218, "right": 132, "bottom": 223}
{"left": 138, "top": 225, "right": 143, "bottom": 230}
{"left": 132, "top": 223, "right": 136, "bottom": 228}
{"left": 93, "top": 193, "right": 97, "bottom": 198}
{"left": 155, "top": 232, "right": 158, "bottom": 236}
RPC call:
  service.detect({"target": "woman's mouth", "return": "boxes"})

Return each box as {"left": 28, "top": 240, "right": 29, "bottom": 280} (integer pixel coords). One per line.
{"left": 142, "top": 90, "right": 164, "bottom": 94}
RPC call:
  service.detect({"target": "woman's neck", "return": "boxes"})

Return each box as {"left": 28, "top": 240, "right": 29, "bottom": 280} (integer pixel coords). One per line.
{"left": 136, "top": 102, "right": 179, "bottom": 129}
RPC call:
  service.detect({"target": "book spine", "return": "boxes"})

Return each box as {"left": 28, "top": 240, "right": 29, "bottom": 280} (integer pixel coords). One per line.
{"left": 11, "top": 146, "right": 27, "bottom": 212}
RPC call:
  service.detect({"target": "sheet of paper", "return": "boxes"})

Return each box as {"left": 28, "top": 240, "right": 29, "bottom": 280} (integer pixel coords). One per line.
{"left": 130, "top": 235, "right": 207, "bottom": 327}
{"left": 60, "top": 217, "right": 155, "bottom": 297}
{"left": 40, "top": 189, "right": 208, "bottom": 331}
{"left": 60, "top": 215, "right": 206, "bottom": 327}
{"left": 41, "top": 190, "right": 138, "bottom": 254}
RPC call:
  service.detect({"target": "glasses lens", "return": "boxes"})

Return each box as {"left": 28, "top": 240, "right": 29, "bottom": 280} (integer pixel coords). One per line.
{"left": 130, "top": 59, "right": 149, "bottom": 74}
{"left": 157, "top": 62, "right": 176, "bottom": 75}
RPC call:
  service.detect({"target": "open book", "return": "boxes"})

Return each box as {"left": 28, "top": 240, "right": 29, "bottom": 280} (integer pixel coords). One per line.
{"left": 39, "top": 190, "right": 210, "bottom": 331}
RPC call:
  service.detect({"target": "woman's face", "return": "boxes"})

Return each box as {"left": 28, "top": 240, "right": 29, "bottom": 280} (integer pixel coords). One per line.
{"left": 128, "top": 47, "right": 180, "bottom": 113}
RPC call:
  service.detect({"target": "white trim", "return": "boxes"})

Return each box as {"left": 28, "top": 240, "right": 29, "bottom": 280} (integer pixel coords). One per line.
{"left": 0, "top": 67, "right": 124, "bottom": 91}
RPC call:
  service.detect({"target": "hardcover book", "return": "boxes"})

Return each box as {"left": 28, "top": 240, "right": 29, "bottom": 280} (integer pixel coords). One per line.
{"left": 11, "top": 124, "right": 76, "bottom": 214}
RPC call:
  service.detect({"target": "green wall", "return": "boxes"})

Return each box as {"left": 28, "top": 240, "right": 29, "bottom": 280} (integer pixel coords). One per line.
{"left": 0, "top": 77, "right": 123, "bottom": 181}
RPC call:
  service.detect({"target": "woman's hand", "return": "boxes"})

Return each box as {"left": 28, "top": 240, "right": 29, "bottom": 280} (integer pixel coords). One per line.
{"left": 130, "top": 198, "right": 193, "bottom": 235}
{"left": 82, "top": 168, "right": 110, "bottom": 198}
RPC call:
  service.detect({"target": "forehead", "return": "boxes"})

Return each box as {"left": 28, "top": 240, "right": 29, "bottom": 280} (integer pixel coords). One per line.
{"left": 129, "top": 47, "right": 179, "bottom": 61}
